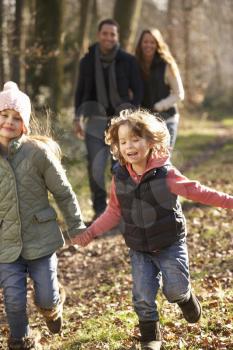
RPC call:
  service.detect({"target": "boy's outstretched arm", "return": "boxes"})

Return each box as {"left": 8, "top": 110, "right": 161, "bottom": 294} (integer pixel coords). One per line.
{"left": 167, "top": 166, "right": 233, "bottom": 209}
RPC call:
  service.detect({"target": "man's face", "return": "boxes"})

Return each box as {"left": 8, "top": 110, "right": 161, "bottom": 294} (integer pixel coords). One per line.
{"left": 97, "top": 24, "right": 119, "bottom": 54}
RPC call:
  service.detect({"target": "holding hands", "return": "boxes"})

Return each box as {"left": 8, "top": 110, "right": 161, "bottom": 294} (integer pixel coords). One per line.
{"left": 72, "top": 229, "right": 94, "bottom": 247}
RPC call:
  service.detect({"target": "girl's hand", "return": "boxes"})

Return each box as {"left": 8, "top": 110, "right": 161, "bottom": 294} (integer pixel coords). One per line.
{"left": 72, "top": 230, "right": 93, "bottom": 247}
{"left": 153, "top": 102, "right": 163, "bottom": 112}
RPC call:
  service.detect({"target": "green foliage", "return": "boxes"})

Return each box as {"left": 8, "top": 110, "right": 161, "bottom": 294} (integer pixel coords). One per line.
{"left": 203, "top": 92, "right": 233, "bottom": 117}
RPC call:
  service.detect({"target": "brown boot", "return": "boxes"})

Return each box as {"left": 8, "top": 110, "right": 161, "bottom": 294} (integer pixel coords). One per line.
{"left": 8, "top": 335, "right": 41, "bottom": 350}
{"left": 178, "top": 292, "right": 202, "bottom": 323}
{"left": 139, "top": 321, "right": 162, "bottom": 350}
{"left": 36, "top": 284, "right": 66, "bottom": 334}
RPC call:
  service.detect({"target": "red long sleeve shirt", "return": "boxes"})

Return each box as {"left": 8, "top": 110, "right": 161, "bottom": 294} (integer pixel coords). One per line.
{"left": 86, "top": 155, "right": 233, "bottom": 238}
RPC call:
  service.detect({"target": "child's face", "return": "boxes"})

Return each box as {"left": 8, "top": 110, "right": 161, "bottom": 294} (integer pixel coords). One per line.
{"left": 118, "top": 124, "right": 152, "bottom": 171}
{"left": 0, "top": 109, "right": 24, "bottom": 146}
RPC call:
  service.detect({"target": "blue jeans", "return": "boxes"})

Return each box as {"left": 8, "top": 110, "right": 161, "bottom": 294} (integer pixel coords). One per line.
{"left": 85, "top": 116, "right": 110, "bottom": 216}
{"left": 166, "top": 120, "right": 178, "bottom": 149}
{"left": 129, "top": 239, "right": 190, "bottom": 322}
{"left": 0, "top": 253, "right": 59, "bottom": 338}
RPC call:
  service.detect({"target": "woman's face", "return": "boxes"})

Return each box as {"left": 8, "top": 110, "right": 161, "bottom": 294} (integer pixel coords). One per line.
{"left": 140, "top": 32, "right": 157, "bottom": 60}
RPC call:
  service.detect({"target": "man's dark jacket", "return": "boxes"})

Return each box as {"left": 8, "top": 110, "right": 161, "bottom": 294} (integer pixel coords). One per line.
{"left": 75, "top": 44, "right": 143, "bottom": 117}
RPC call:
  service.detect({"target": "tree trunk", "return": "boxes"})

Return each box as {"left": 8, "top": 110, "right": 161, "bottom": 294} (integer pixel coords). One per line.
{"left": 72, "top": 0, "right": 97, "bottom": 98}
{"left": 182, "top": 0, "right": 192, "bottom": 104}
{"left": 167, "top": 0, "right": 178, "bottom": 55}
{"left": 12, "top": 0, "right": 27, "bottom": 86}
{"left": 0, "top": 0, "right": 4, "bottom": 87}
{"left": 182, "top": 0, "right": 203, "bottom": 104}
{"left": 77, "top": 0, "right": 94, "bottom": 60}
{"left": 33, "top": 0, "right": 64, "bottom": 114}
{"left": 113, "top": 0, "right": 143, "bottom": 52}
{"left": 0, "top": 0, "right": 10, "bottom": 84}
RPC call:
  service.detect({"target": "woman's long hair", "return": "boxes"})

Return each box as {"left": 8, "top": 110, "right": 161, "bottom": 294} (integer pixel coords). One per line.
{"left": 135, "top": 28, "right": 178, "bottom": 78}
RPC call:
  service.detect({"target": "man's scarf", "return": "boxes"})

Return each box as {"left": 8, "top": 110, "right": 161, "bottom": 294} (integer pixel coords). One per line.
{"left": 95, "top": 43, "right": 122, "bottom": 112}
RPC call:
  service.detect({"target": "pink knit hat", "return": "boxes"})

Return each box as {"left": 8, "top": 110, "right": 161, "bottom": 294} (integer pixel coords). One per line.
{"left": 0, "top": 81, "right": 31, "bottom": 133}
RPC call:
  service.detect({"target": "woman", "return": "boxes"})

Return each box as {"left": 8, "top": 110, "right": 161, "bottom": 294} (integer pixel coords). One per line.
{"left": 135, "top": 28, "right": 184, "bottom": 148}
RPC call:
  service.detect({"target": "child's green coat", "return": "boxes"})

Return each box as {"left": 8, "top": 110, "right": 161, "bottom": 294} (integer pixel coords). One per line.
{"left": 0, "top": 135, "right": 85, "bottom": 263}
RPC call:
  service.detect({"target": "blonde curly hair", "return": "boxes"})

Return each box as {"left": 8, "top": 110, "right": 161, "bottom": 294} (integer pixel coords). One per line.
{"left": 105, "top": 109, "right": 170, "bottom": 165}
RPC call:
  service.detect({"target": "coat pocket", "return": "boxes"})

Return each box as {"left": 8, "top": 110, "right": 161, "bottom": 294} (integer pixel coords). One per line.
{"left": 34, "top": 207, "right": 57, "bottom": 223}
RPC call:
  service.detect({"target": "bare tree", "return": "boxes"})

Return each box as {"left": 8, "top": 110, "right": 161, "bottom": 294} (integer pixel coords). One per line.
{"left": 72, "top": 0, "right": 98, "bottom": 97}
{"left": 182, "top": 0, "right": 192, "bottom": 103}
{"left": 77, "top": 0, "right": 95, "bottom": 60}
{"left": 181, "top": 0, "right": 203, "bottom": 104}
{"left": 167, "top": 0, "right": 179, "bottom": 55}
{"left": 12, "top": 0, "right": 27, "bottom": 87}
{"left": 1, "top": 0, "right": 231, "bottom": 111}
{"left": 203, "top": 0, "right": 233, "bottom": 107}
{"left": 0, "top": 0, "right": 11, "bottom": 84}
{"left": 113, "top": 0, "right": 143, "bottom": 52}
{"left": 0, "top": 0, "right": 4, "bottom": 87}
{"left": 33, "top": 0, "right": 65, "bottom": 114}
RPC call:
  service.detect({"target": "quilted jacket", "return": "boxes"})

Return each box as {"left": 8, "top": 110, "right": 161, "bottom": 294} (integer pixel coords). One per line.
{"left": 0, "top": 135, "right": 85, "bottom": 263}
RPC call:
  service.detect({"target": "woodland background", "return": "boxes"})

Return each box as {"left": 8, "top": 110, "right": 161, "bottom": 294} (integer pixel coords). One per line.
{"left": 0, "top": 0, "right": 233, "bottom": 116}
{"left": 0, "top": 1, "right": 233, "bottom": 349}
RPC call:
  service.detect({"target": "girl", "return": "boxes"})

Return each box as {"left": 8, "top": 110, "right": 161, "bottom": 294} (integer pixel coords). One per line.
{"left": 135, "top": 29, "right": 184, "bottom": 148}
{"left": 73, "top": 109, "right": 233, "bottom": 350}
{"left": 0, "top": 81, "right": 85, "bottom": 350}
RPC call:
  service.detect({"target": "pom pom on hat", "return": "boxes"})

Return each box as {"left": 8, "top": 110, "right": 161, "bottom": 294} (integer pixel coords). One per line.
{"left": 0, "top": 81, "right": 31, "bottom": 133}
{"left": 3, "top": 81, "right": 19, "bottom": 91}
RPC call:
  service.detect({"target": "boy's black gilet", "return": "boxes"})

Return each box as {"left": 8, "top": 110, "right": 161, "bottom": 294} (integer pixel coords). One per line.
{"left": 114, "top": 164, "right": 186, "bottom": 252}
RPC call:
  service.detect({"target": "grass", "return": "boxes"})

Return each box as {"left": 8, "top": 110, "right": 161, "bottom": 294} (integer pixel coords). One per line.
{"left": 63, "top": 311, "right": 136, "bottom": 349}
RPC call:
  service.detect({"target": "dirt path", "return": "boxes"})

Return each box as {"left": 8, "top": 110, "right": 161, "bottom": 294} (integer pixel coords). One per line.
{"left": 179, "top": 130, "right": 232, "bottom": 173}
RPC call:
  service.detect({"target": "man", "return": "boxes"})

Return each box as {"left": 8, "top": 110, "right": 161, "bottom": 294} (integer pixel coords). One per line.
{"left": 74, "top": 18, "right": 142, "bottom": 219}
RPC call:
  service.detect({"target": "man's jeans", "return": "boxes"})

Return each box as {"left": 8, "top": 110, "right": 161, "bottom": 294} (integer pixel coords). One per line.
{"left": 129, "top": 239, "right": 191, "bottom": 322}
{"left": 0, "top": 253, "right": 59, "bottom": 338}
{"left": 85, "top": 116, "right": 110, "bottom": 216}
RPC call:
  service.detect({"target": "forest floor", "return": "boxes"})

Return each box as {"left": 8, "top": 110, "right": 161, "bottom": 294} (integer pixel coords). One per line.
{"left": 0, "top": 110, "right": 233, "bottom": 349}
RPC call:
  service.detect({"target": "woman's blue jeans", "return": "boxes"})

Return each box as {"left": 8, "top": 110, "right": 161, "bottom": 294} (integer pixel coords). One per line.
{"left": 0, "top": 253, "right": 59, "bottom": 338}
{"left": 166, "top": 120, "right": 178, "bottom": 148}
{"left": 129, "top": 239, "right": 191, "bottom": 322}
